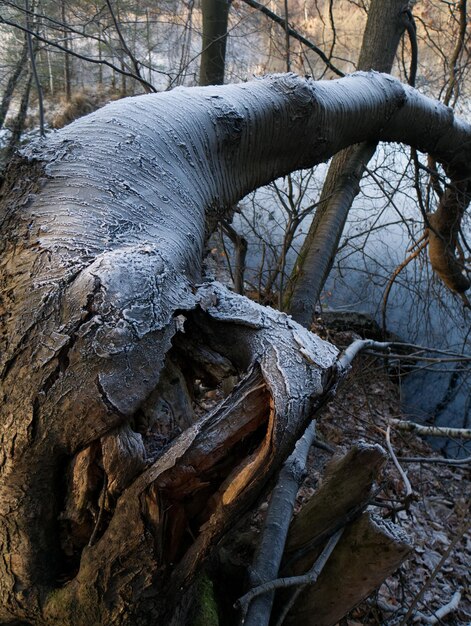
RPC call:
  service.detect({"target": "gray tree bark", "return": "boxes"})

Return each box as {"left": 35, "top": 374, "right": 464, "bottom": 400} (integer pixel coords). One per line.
{"left": 1, "top": 72, "right": 470, "bottom": 624}
{"left": 61, "top": 0, "right": 71, "bottom": 101}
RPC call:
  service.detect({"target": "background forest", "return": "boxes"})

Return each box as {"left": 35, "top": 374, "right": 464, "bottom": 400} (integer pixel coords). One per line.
{"left": 0, "top": 0, "right": 470, "bottom": 624}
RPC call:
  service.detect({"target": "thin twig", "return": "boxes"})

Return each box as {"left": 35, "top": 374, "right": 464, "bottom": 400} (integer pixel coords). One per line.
{"left": 365, "top": 351, "right": 471, "bottom": 364}
{"left": 239, "top": 0, "right": 344, "bottom": 76}
{"left": 398, "top": 455, "right": 471, "bottom": 466}
{"left": 399, "top": 518, "right": 469, "bottom": 626}
{"left": 281, "top": 494, "right": 373, "bottom": 572}
{"left": 0, "top": 14, "right": 157, "bottom": 93}
{"left": 414, "top": 589, "right": 462, "bottom": 624}
{"left": 407, "top": 232, "right": 428, "bottom": 252}
{"left": 274, "top": 528, "right": 344, "bottom": 626}
{"left": 337, "top": 339, "right": 391, "bottom": 373}
{"left": 382, "top": 240, "right": 428, "bottom": 333}
{"left": 385, "top": 426, "right": 413, "bottom": 508}
{"left": 443, "top": 0, "right": 467, "bottom": 106}
{"left": 236, "top": 528, "right": 344, "bottom": 616}
{"left": 105, "top": 0, "right": 153, "bottom": 93}
{"left": 386, "top": 341, "right": 471, "bottom": 359}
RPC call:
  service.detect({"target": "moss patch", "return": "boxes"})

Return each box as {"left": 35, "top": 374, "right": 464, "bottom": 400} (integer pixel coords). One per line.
{"left": 192, "top": 573, "right": 219, "bottom": 626}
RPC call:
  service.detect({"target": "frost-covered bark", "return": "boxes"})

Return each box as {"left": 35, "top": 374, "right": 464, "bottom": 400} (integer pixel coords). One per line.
{"left": 1, "top": 72, "right": 471, "bottom": 624}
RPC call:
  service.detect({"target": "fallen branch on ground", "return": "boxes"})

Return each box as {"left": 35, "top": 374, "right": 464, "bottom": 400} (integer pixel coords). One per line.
{"left": 336, "top": 339, "right": 391, "bottom": 372}
{"left": 398, "top": 455, "right": 471, "bottom": 466}
{"left": 414, "top": 589, "right": 462, "bottom": 625}
{"left": 239, "top": 420, "right": 318, "bottom": 626}
{"left": 236, "top": 528, "right": 344, "bottom": 616}
{"left": 386, "top": 426, "right": 414, "bottom": 508}
{"left": 390, "top": 419, "right": 471, "bottom": 440}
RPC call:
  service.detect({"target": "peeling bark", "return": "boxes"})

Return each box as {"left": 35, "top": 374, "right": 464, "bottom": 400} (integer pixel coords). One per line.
{"left": 427, "top": 180, "right": 471, "bottom": 293}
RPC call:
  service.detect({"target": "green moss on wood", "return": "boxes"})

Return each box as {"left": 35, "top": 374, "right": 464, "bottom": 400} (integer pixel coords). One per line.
{"left": 192, "top": 573, "right": 219, "bottom": 626}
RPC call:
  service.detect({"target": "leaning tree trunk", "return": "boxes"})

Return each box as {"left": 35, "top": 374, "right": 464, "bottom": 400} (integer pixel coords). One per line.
{"left": 1, "top": 73, "right": 471, "bottom": 624}
{"left": 285, "top": 0, "right": 412, "bottom": 325}
{"left": 0, "top": 38, "right": 28, "bottom": 129}
{"left": 2, "top": 73, "right": 32, "bottom": 167}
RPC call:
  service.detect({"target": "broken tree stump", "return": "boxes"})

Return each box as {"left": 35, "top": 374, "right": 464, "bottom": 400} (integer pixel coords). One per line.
{"left": 282, "top": 443, "right": 412, "bottom": 625}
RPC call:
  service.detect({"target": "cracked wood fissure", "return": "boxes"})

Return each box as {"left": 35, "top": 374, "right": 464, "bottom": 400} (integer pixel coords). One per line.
{"left": 1, "top": 72, "right": 471, "bottom": 624}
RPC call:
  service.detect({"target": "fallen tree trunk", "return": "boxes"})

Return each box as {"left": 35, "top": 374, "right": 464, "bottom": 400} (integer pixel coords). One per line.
{"left": 1, "top": 72, "right": 470, "bottom": 623}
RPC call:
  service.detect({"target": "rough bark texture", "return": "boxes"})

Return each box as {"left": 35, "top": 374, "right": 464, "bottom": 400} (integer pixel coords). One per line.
{"left": 1, "top": 73, "right": 471, "bottom": 624}
{"left": 285, "top": 513, "right": 412, "bottom": 626}
{"left": 286, "top": 0, "right": 413, "bottom": 326}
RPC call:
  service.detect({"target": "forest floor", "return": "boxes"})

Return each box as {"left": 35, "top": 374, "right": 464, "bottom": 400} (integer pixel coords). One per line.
{"left": 293, "top": 323, "right": 470, "bottom": 625}
{"left": 206, "top": 250, "right": 470, "bottom": 625}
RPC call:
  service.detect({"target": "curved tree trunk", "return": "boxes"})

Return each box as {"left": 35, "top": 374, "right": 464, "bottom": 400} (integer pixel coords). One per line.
{"left": 1, "top": 73, "right": 470, "bottom": 624}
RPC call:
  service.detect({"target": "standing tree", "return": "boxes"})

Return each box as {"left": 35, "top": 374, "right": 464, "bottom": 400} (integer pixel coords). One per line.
{"left": 199, "top": 0, "right": 231, "bottom": 85}
{"left": 0, "top": 69, "right": 470, "bottom": 625}
{"left": 285, "top": 0, "right": 416, "bottom": 325}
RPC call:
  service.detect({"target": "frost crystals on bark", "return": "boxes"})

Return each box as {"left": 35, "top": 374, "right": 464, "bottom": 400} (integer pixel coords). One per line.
{"left": 1, "top": 71, "right": 470, "bottom": 624}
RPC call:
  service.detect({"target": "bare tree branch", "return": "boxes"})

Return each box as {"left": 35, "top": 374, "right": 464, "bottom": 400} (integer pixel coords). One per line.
{"left": 105, "top": 0, "right": 153, "bottom": 93}
{"left": 390, "top": 419, "right": 471, "bottom": 440}
{"left": 239, "top": 0, "right": 344, "bottom": 76}
{"left": 239, "top": 420, "right": 318, "bottom": 626}
{"left": 398, "top": 455, "right": 471, "bottom": 466}
{"left": 236, "top": 528, "right": 344, "bottom": 616}
{"left": 415, "top": 590, "right": 462, "bottom": 625}
{"left": 0, "top": 13, "right": 157, "bottom": 93}
{"left": 385, "top": 426, "right": 413, "bottom": 507}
